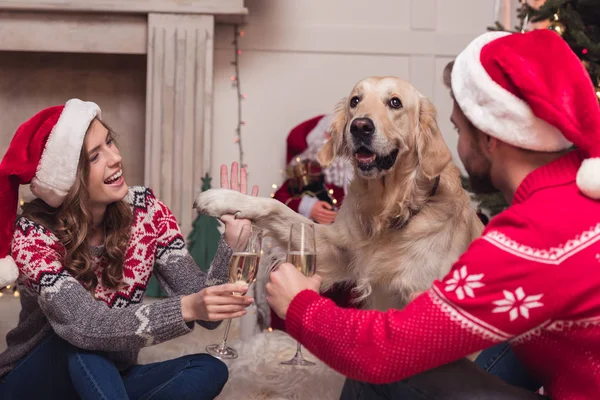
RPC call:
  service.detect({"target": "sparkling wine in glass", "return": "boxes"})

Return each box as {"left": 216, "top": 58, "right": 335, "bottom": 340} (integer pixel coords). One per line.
{"left": 206, "top": 224, "right": 262, "bottom": 359}
{"left": 281, "top": 222, "right": 317, "bottom": 366}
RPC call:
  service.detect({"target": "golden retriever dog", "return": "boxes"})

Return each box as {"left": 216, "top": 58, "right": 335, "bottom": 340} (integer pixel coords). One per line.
{"left": 195, "top": 77, "right": 483, "bottom": 311}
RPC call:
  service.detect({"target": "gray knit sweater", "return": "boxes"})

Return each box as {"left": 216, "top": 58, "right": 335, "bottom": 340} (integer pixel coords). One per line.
{"left": 0, "top": 186, "right": 231, "bottom": 377}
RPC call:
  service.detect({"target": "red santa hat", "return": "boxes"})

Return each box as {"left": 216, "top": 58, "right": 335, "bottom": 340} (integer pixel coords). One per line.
{"left": 285, "top": 115, "right": 327, "bottom": 165}
{"left": 0, "top": 99, "right": 100, "bottom": 287}
{"left": 452, "top": 29, "right": 600, "bottom": 199}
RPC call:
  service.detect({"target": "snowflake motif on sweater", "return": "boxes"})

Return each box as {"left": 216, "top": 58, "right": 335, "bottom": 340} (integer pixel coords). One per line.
{"left": 491, "top": 288, "right": 544, "bottom": 321}
{"left": 14, "top": 187, "right": 192, "bottom": 308}
{"left": 443, "top": 266, "right": 484, "bottom": 300}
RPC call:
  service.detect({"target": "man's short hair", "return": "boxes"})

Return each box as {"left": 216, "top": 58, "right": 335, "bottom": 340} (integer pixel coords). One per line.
{"left": 443, "top": 61, "right": 454, "bottom": 98}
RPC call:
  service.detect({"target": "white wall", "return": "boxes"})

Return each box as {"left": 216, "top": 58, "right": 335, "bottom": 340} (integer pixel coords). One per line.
{"left": 211, "top": 0, "right": 501, "bottom": 195}
{"left": 0, "top": 1, "right": 509, "bottom": 208}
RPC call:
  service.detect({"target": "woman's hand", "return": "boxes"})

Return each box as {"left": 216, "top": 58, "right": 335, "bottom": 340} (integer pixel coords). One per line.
{"left": 220, "top": 162, "right": 259, "bottom": 248}
{"left": 181, "top": 283, "right": 254, "bottom": 322}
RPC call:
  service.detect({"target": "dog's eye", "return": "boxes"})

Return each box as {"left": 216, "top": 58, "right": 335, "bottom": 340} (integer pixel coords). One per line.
{"left": 389, "top": 97, "right": 403, "bottom": 109}
{"left": 350, "top": 96, "right": 360, "bottom": 108}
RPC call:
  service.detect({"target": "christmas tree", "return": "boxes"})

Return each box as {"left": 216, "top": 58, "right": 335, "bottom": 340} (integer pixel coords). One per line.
{"left": 145, "top": 174, "right": 221, "bottom": 297}
{"left": 461, "top": 177, "right": 508, "bottom": 221}
{"left": 467, "top": 0, "right": 600, "bottom": 221}
{"left": 187, "top": 174, "right": 222, "bottom": 272}
{"left": 490, "top": 0, "right": 600, "bottom": 102}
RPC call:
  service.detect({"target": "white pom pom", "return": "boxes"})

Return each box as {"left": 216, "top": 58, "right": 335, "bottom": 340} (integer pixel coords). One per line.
{"left": 576, "top": 158, "right": 600, "bottom": 199}
{"left": 0, "top": 256, "right": 19, "bottom": 287}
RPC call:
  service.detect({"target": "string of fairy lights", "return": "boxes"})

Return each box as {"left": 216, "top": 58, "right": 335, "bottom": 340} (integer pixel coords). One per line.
{"left": 229, "top": 25, "right": 286, "bottom": 197}
{"left": 231, "top": 25, "right": 247, "bottom": 169}
{"left": 0, "top": 284, "right": 19, "bottom": 298}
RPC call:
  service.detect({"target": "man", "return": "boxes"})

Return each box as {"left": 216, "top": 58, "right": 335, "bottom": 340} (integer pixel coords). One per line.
{"left": 266, "top": 29, "right": 600, "bottom": 399}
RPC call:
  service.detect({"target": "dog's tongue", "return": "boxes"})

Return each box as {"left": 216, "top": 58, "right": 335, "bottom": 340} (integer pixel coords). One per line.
{"left": 356, "top": 150, "right": 376, "bottom": 163}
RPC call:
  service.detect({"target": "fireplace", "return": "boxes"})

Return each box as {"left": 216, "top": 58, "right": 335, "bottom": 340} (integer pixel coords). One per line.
{"left": 0, "top": 0, "right": 246, "bottom": 236}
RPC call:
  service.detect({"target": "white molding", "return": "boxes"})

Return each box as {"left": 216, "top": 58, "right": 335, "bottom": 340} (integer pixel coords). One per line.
{"left": 214, "top": 24, "right": 480, "bottom": 57}
{"left": 0, "top": 11, "right": 147, "bottom": 54}
{"left": 145, "top": 13, "right": 215, "bottom": 238}
{"left": 0, "top": 0, "right": 247, "bottom": 17}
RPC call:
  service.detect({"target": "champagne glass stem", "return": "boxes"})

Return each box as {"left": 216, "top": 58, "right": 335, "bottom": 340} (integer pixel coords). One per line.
{"left": 295, "top": 341, "right": 303, "bottom": 357}
{"left": 218, "top": 319, "right": 233, "bottom": 350}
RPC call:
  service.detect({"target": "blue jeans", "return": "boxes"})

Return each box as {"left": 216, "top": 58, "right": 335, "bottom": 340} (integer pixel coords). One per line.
{"left": 475, "top": 342, "right": 541, "bottom": 392}
{"left": 0, "top": 333, "right": 229, "bottom": 400}
{"left": 339, "top": 358, "right": 545, "bottom": 400}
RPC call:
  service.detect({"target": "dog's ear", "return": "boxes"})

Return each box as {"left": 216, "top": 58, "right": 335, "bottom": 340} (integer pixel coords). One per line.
{"left": 417, "top": 96, "right": 452, "bottom": 179}
{"left": 318, "top": 98, "right": 347, "bottom": 167}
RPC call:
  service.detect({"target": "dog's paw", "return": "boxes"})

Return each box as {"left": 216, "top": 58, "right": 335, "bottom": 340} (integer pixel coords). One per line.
{"left": 194, "top": 188, "right": 244, "bottom": 217}
{"left": 193, "top": 188, "right": 249, "bottom": 218}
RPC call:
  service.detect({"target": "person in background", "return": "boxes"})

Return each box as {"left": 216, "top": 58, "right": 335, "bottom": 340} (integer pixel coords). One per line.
{"left": 274, "top": 114, "right": 353, "bottom": 224}
{"left": 270, "top": 114, "right": 356, "bottom": 331}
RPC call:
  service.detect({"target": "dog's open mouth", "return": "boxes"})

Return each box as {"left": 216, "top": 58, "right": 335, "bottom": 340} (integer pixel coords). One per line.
{"left": 354, "top": 147, "right": 400, "bottom": 172}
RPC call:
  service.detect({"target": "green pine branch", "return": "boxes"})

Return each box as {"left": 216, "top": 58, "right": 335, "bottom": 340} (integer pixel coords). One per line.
{"left": 460, "top": 176, "right": 508, "bottom": 217}
{"left": 530, "top": 0, "right": 599, "bottom": 91}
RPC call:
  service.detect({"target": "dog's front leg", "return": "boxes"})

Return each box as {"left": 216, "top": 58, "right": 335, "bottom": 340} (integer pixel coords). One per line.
{"left": 195, "top": 188, "right": 313, "bottom": 247}
{"left": 311, "top": 224, "right": 353, "bottom": 291}
{"left": 195, "top": 188, "right": 276, "bottom": 221}
{"left": 195, "top": 188, "right": 352, "bottom": 289}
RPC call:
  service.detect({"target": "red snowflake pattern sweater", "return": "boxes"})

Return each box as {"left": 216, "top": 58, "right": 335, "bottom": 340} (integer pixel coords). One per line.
{"left": 286, "top": 150, "right": 600, "bottom": 400}
{"left": 0, "top": 186, "right": 232, "bottom": 377}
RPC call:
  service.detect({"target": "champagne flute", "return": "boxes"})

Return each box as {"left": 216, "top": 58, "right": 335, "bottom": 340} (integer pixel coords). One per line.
{"left": 206, "top": 224, "right": 262, "bottom": 359}
{"left": 281, "top": 222, "right": 317, "bottom": 366}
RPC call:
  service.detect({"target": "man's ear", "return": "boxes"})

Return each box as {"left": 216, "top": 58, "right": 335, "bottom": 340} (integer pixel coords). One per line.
{"left": 478, "top": 131, "right": 497, "bottom": 158}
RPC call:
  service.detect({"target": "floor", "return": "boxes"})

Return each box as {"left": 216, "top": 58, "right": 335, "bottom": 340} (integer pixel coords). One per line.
{"left": 0, "top": 294, "right": 345, "bottom": 399}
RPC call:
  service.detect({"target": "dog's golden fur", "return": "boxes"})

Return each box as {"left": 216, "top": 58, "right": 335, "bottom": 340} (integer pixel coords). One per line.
{"left": 196, "top": 77, "right": 483, "bottom": 310}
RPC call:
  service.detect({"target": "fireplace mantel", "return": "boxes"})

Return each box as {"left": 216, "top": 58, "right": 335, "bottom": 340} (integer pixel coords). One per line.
{"left": 0, "top": 0, "right": 247, "bottom": 20}
{"left": 0, "top": 0, "right": 246, "bottom": 235}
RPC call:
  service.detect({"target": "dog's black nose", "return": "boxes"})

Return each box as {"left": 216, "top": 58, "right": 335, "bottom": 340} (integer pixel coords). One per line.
{"left": 350, "top": 118, "right": 375, "bottom": 138}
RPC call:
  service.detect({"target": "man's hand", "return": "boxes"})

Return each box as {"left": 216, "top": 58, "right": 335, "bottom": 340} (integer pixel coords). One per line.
{"left": 310, "top": 201, "right": 336, "bottom": 224}
{"left": 181, "top": 283, "right": 254, "bottom": 322}
{"left": 219, "top": 162, "right": 259, "bottom": 247}
{"left": 266, "top": 263, "right": 322, "bottom": 320}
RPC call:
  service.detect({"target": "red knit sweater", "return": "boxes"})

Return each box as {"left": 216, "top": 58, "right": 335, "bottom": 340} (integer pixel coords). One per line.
{"left": 286, "top": 150, "right": 600, "bottom": 400}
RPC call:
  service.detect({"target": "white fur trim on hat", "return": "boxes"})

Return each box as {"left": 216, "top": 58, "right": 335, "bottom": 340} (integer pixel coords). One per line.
{"left": 451, "top": 31, "right": 572, "bottom": 152}
{"left": 576, "top": 158, "right": 600, "bottom": 199}
{"left": 31, "top": 99, "right": 101, "bottom": 207}
{"left": 0, "top": 255, "right": 19, "bottom": 287}
{"left": 306, "top": 114, "right": 333, "bottom": 148}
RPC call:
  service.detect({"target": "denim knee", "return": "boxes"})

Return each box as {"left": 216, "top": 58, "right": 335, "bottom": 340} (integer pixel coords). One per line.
{"left": 198, "top": 354, "right": 229, "bottom": 388}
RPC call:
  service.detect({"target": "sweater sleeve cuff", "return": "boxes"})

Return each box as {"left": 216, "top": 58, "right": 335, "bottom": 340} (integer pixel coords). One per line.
{"left": 285, "top": 290, "right": 323, "bottom": 342}
{"left": 150, "top": 295, "right": 193, "bottom": 344}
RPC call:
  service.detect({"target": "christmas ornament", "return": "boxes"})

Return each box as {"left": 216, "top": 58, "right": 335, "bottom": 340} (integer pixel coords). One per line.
{"left": 548, "top": 12, "right": 566, "bottom": 36}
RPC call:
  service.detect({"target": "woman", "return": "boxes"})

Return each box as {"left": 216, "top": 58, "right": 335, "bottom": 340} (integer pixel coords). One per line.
{"left": 0, "top": 99, "right": 256, "bottom": 399}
